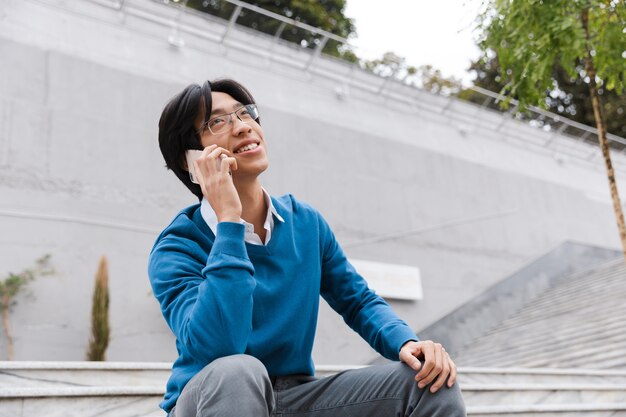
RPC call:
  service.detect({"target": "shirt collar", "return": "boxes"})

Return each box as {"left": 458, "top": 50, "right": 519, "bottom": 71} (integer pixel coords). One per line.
{"left": 200, "top": 188, "right": 284, "bottom": 245}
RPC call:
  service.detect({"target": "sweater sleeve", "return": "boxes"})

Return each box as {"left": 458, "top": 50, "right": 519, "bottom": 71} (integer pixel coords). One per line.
{"left": 317, "top": 215, "right": 418, "bottom": 360}
{"left": 148, "top": 221, "right": 255, "bottom": 364}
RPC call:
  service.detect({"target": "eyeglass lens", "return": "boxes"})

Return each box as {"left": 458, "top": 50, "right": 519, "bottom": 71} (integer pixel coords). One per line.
{"left": 208, "top": 105, "right": 258, "bottom": 134}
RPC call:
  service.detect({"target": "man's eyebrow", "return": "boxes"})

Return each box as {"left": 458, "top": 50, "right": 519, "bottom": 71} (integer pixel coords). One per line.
{"left": 210, "top": 102, "right": 244, "bottom": 117}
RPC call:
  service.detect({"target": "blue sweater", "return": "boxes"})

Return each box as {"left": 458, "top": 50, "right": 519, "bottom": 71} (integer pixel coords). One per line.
{"left": 148, "top": 194, "right": 418, "bottom": 412}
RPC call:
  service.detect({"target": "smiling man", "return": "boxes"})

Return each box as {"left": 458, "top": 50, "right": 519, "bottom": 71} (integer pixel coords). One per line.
{"left": 149, "top": 79, "right": 466, "bottom": 417}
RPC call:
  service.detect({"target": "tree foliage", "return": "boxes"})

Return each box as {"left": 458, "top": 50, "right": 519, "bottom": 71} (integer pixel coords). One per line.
{"left": 476, "top": 0, "right": 626, "bottom": 260}
{"left": 362, "top": 51, "right": 463, "bottom": 95}
{"left": 469, "top": 54, "right": 626, "bottom": 138}
{"left": 186, "top": 0, "right": 357, "bottom": 61}
{"left": 476, "top": 0, "right": 625, "bottom": 111}
{"left": 361, "top": 52, "right": 414, "bottom": 78}
{"left": 0, "top": 255, "right": 54, "bottom": 360}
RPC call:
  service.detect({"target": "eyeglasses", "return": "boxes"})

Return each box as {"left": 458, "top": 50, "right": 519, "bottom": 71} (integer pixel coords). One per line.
{"left": 199, "top": 104, "right": 259, "bottom": 135}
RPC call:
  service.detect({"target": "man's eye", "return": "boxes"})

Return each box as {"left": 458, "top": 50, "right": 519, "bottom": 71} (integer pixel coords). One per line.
{"left": 209, "top": 118, "right": 224, "bottom": 127}
{"left": 241, "top": 105, "right": 256, "bottom": 117}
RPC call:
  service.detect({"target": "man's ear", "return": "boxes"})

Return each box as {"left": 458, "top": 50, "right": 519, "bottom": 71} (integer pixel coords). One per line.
{"left": 181, "top": 154, "right": 189, "bottom": 172}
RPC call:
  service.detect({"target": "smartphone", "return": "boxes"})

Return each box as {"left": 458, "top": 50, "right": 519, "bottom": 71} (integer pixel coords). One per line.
{"left": 185, "top": 150, "right": 228, "bottom": 184}
{"left": 185, "top": 150, "right": 203, "bottom": 184}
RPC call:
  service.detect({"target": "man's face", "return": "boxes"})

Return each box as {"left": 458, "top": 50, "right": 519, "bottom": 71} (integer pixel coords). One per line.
{"left": 196, "top": 92, "right": 269, "bottom": 179}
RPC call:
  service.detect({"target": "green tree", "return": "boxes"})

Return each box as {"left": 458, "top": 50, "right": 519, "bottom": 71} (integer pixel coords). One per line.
{"left": 468, "top": 55, "right": 626, "bottom": 138}
{"left": 186, "top": 0, "right": 357, "bottom": 61}
{"left": 476, "top": 0, "right": 626, "bottom": 261}
{"left": 362, "top": 51, "right": 463, "bottom": 95}
{"left": 0, "top": 255, "right": 54, "bottom": 360}
{"left": 362, "top": 52, "right": 413, "bottom": 79}
{"left": 419, "top": 65, "right": 463, "bottom": 96}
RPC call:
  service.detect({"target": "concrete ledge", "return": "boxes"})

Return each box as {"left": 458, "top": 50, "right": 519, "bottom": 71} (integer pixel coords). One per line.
{"left": 5, "top": 361, "right": 626, "bottom": 376}
{"left": 0, "top": 386, "right": 164, "bottom": 398}
{"left": 467, "top": 402, "right": 626, "bottom": 413}
{"left": 0, "top": 361, "right": 172, "bottom": 370}
{"left": 3, "top": 362, "right": 626, "bottom": 416}
{"left": 459, "top": 367, "right": 626, "bottom": 377}
{"left": 463, "top": 384, "right": 626, "bottom": 391}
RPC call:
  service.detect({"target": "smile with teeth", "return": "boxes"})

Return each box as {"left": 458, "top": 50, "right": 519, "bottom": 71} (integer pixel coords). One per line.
{"left": 234, "top": 143, "right": 259, "bottom": 154}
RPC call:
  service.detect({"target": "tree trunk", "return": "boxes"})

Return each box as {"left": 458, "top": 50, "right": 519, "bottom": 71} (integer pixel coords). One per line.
{"left": 582, "top": 8, "right": 626, "bottom": 262}
{"left": 1, "top": 300, "right": 14, "bottom": 360}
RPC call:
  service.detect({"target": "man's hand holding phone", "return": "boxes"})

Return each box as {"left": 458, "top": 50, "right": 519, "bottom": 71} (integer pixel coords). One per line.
{"left": 186, "top": 145, "right": 241, "bottom": 223}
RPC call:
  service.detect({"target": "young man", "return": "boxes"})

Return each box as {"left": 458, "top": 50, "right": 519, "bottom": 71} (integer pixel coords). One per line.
{"left": 149, "top": 79, "right": 466, "bottom": 417}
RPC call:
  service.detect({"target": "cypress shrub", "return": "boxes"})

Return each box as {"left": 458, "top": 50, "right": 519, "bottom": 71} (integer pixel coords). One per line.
{"left": 86, "top": 255, "right": 110, "bottom": 361}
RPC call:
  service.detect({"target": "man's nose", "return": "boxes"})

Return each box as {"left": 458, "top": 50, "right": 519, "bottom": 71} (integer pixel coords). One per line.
{"left": 231, "top": 115, "right": 251, "bottom": 134}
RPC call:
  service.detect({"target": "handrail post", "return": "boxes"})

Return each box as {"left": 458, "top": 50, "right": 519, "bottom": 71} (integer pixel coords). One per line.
{"left": 167, "top": 0, "right": 188, "bottom": 48}
{"left": 220, "top": 5, "right": 243, "bottom": 43}
{"left": 545, "top": 122, "right": 568, "bottom": 147}
{"left": 274, "top": 21, "right": 287, "bottom": 40}
{"left": 305, "top": 35, "right": 328, "bottom": 70}
{"left": 495, "top": 104, "right": 518, "bottom": 131}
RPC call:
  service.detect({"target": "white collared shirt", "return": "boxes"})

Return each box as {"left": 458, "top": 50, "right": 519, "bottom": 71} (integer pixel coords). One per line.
{"left": 200, "top": 188, "right": 285, "bottom": 245}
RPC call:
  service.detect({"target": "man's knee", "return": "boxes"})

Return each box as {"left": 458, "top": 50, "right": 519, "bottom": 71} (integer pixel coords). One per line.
{"left": 209, "top": 354, "right": 267, "bottom": 376}
{"left": 388, "top": 362, "right": 466, "bottom": 416}
{"left": 414, "top": 377, "right": 466, "bottom": 417}
{"left": 434, "top": 382, "right": 465, "bottom": 411}
{"left": 178, "top": 355, "right": 273, "bottom": 417}
{"left": 201, "top": 354, "right": 269, "bottom": 388}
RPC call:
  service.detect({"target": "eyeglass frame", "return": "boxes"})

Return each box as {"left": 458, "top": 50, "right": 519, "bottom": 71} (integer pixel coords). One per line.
{"left": 198, "top": 104, "right": 259, "bottom": 135}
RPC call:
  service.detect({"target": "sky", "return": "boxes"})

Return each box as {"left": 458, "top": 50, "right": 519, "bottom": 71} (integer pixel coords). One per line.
{"left": 344, "top": 1, "right": 484, "bottom": 85}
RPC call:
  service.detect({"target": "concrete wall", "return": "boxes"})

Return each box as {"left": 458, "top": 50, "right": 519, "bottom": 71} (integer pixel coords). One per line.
{"left": 0, "top": 0, "right": 623, "bottom": 365}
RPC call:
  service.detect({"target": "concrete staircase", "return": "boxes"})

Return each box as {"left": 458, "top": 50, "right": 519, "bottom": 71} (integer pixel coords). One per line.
{"left": 453, "top": 258, "right": 626, "bottom": 370}
{"left": 0, "top": 362, "right": 167, "bottom": 417}
{"left": 3, "top": 362, "right": 626, "bottom": 416}
{"left": 460, "top": 367, "right": 626, "bottom": 416}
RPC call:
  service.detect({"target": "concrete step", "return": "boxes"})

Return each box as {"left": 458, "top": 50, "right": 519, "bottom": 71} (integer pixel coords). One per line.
{"left": 464, "top": 383, "right": 626, "bottom": 405}
{"left": 467, "top": 403, "right": 626, "bottom": 417}
{"left": 2, "top": 362, "right": 626, "bottom": 416}
{"left": 0, "top": 362, "right": 355, "bottom": 389}
{"left": 0, "top": 362, "right": 357, "bottom": 417}
{"left": 458, "top": 366, "right": 626, "bottom": 385}
{"left": 460, "top": 367, "right": 626, "bottom": 416}
{"left": 0, "top": 361, "right": 172, "bottom": 389}
{"left": 0, "top": 393, "right": 164, "bottom": 417}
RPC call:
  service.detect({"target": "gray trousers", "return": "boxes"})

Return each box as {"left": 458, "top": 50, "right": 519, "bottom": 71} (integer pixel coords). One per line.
{"left": 169, "top": 354, "right": 466, "bottom": 417}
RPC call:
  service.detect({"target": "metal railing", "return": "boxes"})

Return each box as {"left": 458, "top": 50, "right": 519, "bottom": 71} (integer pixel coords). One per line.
{"left": 109, "top": 0, "right": 626, "bottom": 160}
{"left": 465, "top": 85, "right": 626, "bottom": 154}
{"left": 161, "top": 0, "right": 347, "bottom": 69}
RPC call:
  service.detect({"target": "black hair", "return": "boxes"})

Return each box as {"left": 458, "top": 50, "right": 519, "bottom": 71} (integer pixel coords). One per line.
{"left": 157, "top": 78, "right": 258, "bottom": 200}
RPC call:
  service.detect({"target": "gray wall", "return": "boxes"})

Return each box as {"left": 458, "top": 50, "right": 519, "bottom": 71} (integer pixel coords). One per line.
{"left": 0, "top": 0, "right": 623, "bottom": 365}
